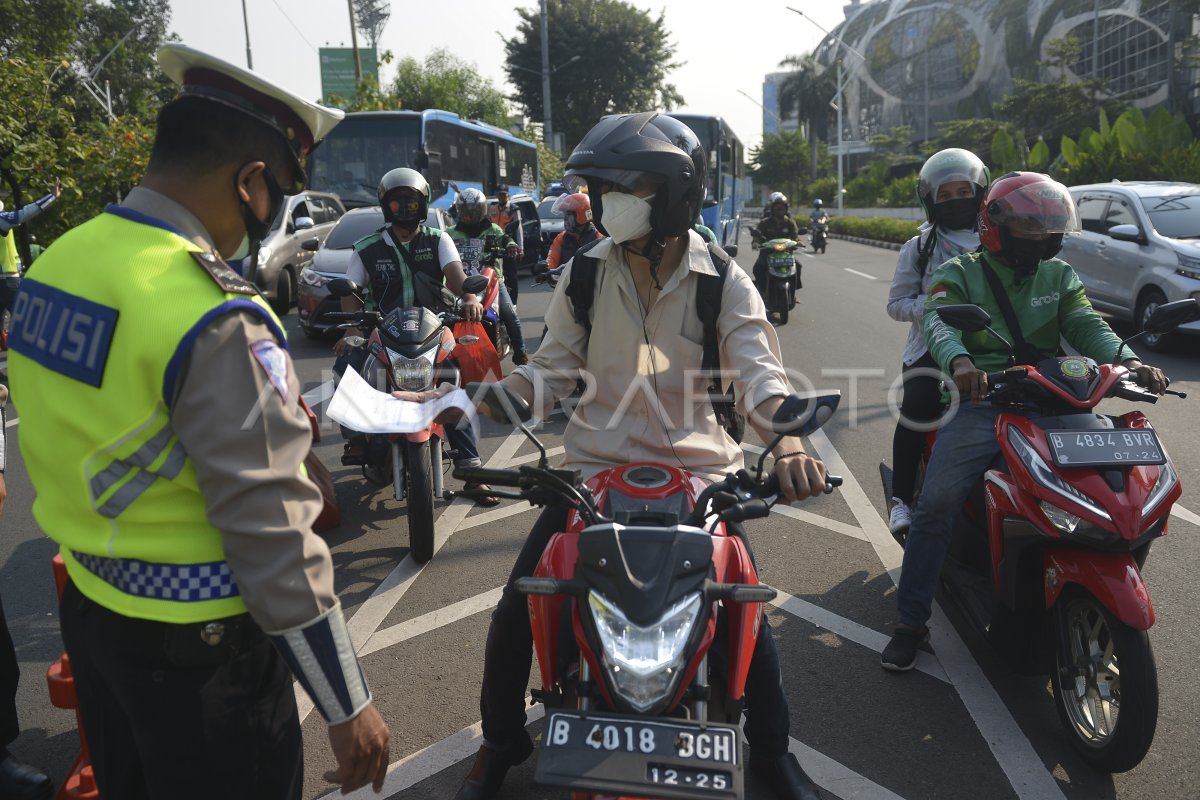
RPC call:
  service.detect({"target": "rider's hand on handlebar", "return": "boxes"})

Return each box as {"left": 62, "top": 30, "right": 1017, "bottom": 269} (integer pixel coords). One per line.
{"left": 333, "top": 331, "right": 362, "bottom": 356}
{"left": 506, "top": 245, "right": 521, "bottom": 258}
{"left": 1124, "top": 360, "right": 1168, "bottom": 394}
{"left": 460, "top": 296, "right": 484, "bottom": 322}
{"left": 952, "top": 355, "right": 989, "bottom": 401}
{"left": 772, "top": 452, "right": 827, "bottom": 504}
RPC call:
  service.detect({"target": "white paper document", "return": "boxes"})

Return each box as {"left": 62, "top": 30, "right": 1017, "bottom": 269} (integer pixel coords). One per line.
{"left": 326, "top": 367, "right": 478, "bottom": 434}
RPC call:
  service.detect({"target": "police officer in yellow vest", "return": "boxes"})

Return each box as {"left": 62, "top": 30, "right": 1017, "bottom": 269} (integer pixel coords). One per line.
{"left": 0, "top": 182, "right": 60, "bottom": 322}
{"left": 7, "top": 45, "right": 390, "bottom": 799}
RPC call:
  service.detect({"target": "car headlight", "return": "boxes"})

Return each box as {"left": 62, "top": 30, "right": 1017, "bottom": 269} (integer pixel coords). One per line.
{"left": 299, "top": 267, "right": 325, "bottom": 287}
{"left": 387, "top": 347, "right": 435, "bottom": 391}
{"left": 1141, "top": 461, "right": 1178, "bottom": 522}
{"left": 1175, "top": 251, "right": 1200, "bottom": 278}
{"left": 1007, "top": 426, "right": 1111, "bottom": 522}
{"left": 588, "top": 590, "right": 702, "bottom": 713}
{"left": 256, "top": 245, "right": 273, "bottom": 266}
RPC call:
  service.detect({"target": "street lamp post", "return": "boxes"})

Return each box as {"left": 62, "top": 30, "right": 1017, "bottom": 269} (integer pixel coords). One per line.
{"left": 736, "top": 88, "right": 783, "bottom": 133}
{"left": 512, "top": 54, "right": 581, "bottom": 153}
{"left": 787, "top": 7, "right": 865, "bottom": 215}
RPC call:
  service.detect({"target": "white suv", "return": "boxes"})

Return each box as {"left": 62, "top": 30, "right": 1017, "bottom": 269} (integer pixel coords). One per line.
{"left": 1061, "top": 181, "right": 1200, "bottom": 352}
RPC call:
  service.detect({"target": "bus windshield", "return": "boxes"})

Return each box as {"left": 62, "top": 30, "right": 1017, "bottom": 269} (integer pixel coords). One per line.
{"left": 308, "top": 116, "right": 422, "bottom": 208}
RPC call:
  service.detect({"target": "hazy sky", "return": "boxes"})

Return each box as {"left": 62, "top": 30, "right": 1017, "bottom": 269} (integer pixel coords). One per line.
{"left": 167, "top": 0, "right": 850, "bottom": 152}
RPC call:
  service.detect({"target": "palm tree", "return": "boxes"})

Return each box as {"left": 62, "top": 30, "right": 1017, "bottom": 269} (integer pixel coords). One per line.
{"left": 778, "top": 53, "right": 837, "bottom": 180}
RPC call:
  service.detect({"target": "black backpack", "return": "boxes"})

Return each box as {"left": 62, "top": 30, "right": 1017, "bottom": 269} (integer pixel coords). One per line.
{"left": 564, "top": 239, "right": 744, "bottom": 442}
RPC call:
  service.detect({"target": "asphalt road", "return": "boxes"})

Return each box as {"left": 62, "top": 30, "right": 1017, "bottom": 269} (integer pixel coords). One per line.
{"left": 2, "top": 230, "right": 1198, "bottom": 800}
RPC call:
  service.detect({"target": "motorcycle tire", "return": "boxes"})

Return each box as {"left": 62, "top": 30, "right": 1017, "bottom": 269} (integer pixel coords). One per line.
{"left": 1051, "top": 587, "right": 1158, "bottom": 773}
{"left": 778, "top": 285, "right": 789, "bottom": 325}
{"left": 404, "top": 438, "right": 436, "bottom": 563}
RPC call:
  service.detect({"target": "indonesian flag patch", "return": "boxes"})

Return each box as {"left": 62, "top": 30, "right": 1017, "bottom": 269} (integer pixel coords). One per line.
{"left": 251, "top": 339, "right": 290, "bottom": 403}
{"left": 930, "top": 284, "right": 948, "bottom": 301}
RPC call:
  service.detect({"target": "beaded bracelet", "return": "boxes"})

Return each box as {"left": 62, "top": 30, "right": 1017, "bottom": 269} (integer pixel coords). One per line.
{"left": 774, "top": 450, "right": 807, "bottom": 460}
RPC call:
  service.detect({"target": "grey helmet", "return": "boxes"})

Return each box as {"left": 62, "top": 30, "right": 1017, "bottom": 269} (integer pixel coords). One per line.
{"left": 378, "top": 168, "right": 430, "bottom": 224}
{"left": 454, "top": 187, "right": 488, "bottom": 224}
{"left": 767, "top": 191, "right": 788, "bottom": 211}
{"left": 917, "top": 148, "right": 990, "bottom": 223}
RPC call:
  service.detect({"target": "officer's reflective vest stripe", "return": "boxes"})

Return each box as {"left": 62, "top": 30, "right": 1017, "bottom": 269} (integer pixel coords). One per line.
{"left": 7, "top": 206, "right": 287, "bottom": 624}
{"left": 1, "top": 232, "right": 19, "bottom": 274}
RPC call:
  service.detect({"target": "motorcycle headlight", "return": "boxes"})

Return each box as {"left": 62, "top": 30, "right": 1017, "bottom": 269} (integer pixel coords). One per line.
{"left": 387, "top": 348, "right": 435, "bottom": 391}
{"left": 1141, "top": 461, "right": 1178, "bottom": 522}
{"left": 1040, "top": 500, "right": 1082, "bottom": 533}
{"left": 588, "top": 590, "right": 702, "bottom": 713}
{"left": 1007, "top": 426, "right": 1111, "bottom": 522}
{"left": 299, "top": 267, "right": 325, "bottom": 287}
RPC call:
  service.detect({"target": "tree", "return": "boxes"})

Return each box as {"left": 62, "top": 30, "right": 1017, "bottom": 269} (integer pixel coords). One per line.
{"left": 777, "top": 53, "right": 836, "bottom": 179}
{"left": 748, "top": 130, "right": 809, "bottom": 202}
{"left": 928, "top": 118, "right": 1025, "bottom": 164}
{"left": 388, "top": 48, "right": 510, "bottom": 128}
{"left": 355, "top": 0, "right": 391, "bottom": 50}
{"left": 503, "top": 0, "right": 683, "bottom": 150}
{"left": 72, "top": 0, "right": 176, "bottom": 124}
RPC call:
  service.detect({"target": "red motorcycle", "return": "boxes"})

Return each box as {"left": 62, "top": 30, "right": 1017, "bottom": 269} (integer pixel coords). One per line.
{"left": 325, "top": 274, "right": 489, "bottom": 562}
{"left": 456, "top": 385, "right": 842, "bottom": 800}
{"left": 452, "top": 263, "right": 506, "bottom": 384}
{"left": 881, "top": 299, "right": 1198, "bottom": 772}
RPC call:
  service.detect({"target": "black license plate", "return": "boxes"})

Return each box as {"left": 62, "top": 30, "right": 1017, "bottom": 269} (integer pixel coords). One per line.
{"left": 535, "top": 710, "right": 743, "bottom": 799}
{"left": 1046, "top": 428, "right": 1166, "bottom": 468}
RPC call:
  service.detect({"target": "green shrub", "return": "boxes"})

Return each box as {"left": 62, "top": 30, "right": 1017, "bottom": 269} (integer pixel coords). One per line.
{"left": 881, "top": 174, "right": 919, "bottom": 207}
{"left": 827, "top": 216, "right": 920, "bottom": 244}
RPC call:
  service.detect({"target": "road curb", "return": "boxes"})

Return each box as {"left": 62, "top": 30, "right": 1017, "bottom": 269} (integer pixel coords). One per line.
{"left": 829, "top": 233, "right": 903, "bottom": 251}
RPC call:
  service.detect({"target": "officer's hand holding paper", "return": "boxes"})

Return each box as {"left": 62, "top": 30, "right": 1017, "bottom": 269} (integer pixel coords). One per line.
{"left": 327, "top": 367, "right": 477, "bottom": 433}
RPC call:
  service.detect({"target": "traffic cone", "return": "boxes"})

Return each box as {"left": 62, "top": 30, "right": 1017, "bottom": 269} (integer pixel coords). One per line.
{"left": 44, "top": 554, "right": 98, "bottom": 800}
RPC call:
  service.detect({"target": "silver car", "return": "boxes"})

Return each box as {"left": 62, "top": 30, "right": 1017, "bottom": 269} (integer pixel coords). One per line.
{"left": 1061, "top": 181, "right": 1200, "bottom": 351}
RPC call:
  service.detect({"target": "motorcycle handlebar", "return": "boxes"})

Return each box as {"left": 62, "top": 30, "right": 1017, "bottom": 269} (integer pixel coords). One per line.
{"left": 761, "top": 472, "right": 843, "bottom": 497}
{"left": 452, "top": 466, "right": 524, "bottom": 487}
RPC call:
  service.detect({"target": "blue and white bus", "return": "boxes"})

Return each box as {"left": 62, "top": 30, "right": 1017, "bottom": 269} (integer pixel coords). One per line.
{"left": 673, "top": 114, "right": 748, "bottom": 250}
{"left": 306, "top": 110, "right": 540, "bottom": 209}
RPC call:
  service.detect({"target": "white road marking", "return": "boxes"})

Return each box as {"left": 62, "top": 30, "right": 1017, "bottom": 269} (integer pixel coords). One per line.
{"left": 772, "top": 590, "right": 948, "bottom": 683}
{"left": 296, "top": 429, "right": 528, "bottom": 724}
{"left": 4, "top": 416, "right": 15, "bottom": 429}
{"left": 844, "top": 268, "right": 878, "bottom": 281}
{"left": 302, "top": 378, "right": 336, "bottom": 407}
{"left": 806, "top": 429, "right": 1067, "bottom": 800}
{"left": 454, "top": 502, "right": 538, "bottom": 531}
{"left": 360, "top": 587, "right": 504, "bottom": 658}
{"left": 507, "top": 444, "right": 566, "bottom": 466}
{"left": 1171, "top": 503, "right": 1200, "bottom": 527}
{"left": 790, "top": 738, "right": 908, "bottom": 800}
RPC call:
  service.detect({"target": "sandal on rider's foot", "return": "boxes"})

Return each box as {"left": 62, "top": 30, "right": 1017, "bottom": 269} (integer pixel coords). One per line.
{"left": 462, "top": 482, "right": 501, "bottom": 508}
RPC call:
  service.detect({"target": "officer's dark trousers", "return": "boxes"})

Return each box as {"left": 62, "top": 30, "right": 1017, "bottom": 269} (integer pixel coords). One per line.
{"left": 0, "top": 594, "right": 21, "bottom": 752}
{"left": 480, "top": 507, "right": 792, "bottom": 759}
{"left": 59, "top": 581, "right": 303, "bottom": 800}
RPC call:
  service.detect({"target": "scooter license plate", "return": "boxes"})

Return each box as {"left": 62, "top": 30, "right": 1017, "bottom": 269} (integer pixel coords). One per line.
{"left": 535, "top": 709, "right": 744, "bottom": 799}
{"left": 1046, "top": 428, "right": 1166, "bottom": 468}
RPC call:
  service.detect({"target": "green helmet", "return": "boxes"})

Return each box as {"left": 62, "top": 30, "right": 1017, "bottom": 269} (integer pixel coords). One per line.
{"left": 917, "top": 148, "right": 990, "bottom": 223}
{"left": 378, "top": 167, "right": 430, "bottom": 224}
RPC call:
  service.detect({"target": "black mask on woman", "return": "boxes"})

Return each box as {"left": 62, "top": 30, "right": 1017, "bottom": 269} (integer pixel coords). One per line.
{"left": 933, "top": 197, "right": 979, "bottom": 231}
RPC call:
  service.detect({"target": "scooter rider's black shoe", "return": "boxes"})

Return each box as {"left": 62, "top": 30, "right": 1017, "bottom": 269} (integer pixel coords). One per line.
{"left": 453, "top": 736, "right": 534, "bottom": 800}
{"left": 341, "top": 436, "right": 368, "bottom": 466}
{"left": 749, "top": 752, "right": 822, "bottom": 800}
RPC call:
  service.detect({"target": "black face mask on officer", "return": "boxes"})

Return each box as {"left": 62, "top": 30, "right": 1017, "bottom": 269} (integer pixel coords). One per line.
{"left": 934, "top": 197, "right": 979, "bottom": 231}
{"left": 1003, "top": 232, "right": 1064, "bottom": 277}
{"left": 232, "top": 164, "right": 285, "bottom": 277}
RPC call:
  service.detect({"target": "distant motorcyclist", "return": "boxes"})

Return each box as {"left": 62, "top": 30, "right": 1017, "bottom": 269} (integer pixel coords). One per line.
{"left": 754, "top": 192, "right": 800, "bottom": 291}
{"left": 545, "top": 192, "right": 603, "bottom": 270}
{"left": 809, "top": 198, "right": 827, "bottom": 226}
{"left": 487, "top": 189, "right": 524, "bottom": 303}
{"left": 448, "top": 188, "right": 529, "bottom": 365}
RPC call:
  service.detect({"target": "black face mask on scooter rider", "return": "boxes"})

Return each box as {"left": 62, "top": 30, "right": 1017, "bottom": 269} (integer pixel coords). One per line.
{"left": 933, "top": 197, "right": 980, "bottom": 231}
{"left": 236, "top": 165, "right": 286, "bottom": 281}
{"left": 1000, "top": 231, "right": 1064, "bottom": 278}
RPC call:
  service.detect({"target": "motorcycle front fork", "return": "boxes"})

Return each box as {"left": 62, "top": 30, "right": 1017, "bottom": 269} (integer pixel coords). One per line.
{"left": 392, "top": 437, "right": 448, "bottom": 502}
{"left": 391, "top": 441, "right": 405, "bottom": 502}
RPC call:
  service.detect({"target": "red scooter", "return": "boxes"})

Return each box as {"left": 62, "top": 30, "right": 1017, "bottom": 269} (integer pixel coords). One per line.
{"left": 325, "top": 274, "right": 489, "bottom": 562}
{"left": 456, "top": 385, "right": 842, "bottom": 800}
{"left": 881, "top": 299, "right": 1198, "bottom": 772}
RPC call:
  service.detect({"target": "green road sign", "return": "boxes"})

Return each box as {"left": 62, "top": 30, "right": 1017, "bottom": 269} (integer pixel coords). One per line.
{"left": 319, "top": 47, "right": 378, "bottom": 105}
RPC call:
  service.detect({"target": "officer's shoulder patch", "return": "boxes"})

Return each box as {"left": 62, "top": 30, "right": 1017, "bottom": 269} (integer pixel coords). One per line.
{"left": 190, "top": 251, "right": 257, "bottom": 295}
{"left": 250, "top": 339, "right": 290, "bottom": 403}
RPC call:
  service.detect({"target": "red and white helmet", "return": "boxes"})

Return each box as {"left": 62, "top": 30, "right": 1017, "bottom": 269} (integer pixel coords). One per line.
{"left": 552, "top": 192, "right": 592, "bottom": 225}
{"left": 978, "top": 172, "right": 1080, "bottom": 260}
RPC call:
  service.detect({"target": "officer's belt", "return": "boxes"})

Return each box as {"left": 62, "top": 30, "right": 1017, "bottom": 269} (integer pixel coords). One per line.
{"left": 72, "top": 551, "right": 240, "bottom": 603}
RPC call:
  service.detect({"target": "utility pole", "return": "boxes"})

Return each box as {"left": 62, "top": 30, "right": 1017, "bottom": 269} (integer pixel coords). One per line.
{"left": 348, "top": 0, "right": 363, "bottom": 82}
{"left": 540, "top": 0, "right": 553, "bottom": 147}
{"left": 241, "top": 0, "right": 253, "bottom": 69}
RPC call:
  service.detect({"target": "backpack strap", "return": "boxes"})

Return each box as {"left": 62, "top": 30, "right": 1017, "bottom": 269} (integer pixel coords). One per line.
{"left": 916, "top": 227, "right": 938, "bottom": 277}
{"left": 563, "top": 237, "right": 607, "bottom": 332}
{"left": 979, "top": 257, "right": 1045, "bottom": 366}
{"left": 699, "top": 243, "right": 738, "bottom": 432}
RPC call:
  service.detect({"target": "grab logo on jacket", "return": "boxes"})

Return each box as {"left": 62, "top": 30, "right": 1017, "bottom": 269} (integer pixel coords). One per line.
{"left": 1030, "top": 292, "right": 1061, "bottom": 308}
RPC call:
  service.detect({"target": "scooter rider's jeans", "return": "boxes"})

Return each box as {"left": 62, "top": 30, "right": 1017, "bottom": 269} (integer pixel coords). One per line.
{"left": 333, "top": 348, "right": 482, "bottom": 468}
{"left": 497, "top": 283, "right": 526, "bottom": 355}
{"left": 896, "top": 402, "right": 1006, "bottom": 629}
{"left": 479, "top": 507, "right": 792, "bottom": 760}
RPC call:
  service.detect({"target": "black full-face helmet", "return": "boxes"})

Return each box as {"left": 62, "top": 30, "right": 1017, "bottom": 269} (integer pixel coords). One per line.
{"left": 563, "top": 112, "right": 707, "bottom": 242}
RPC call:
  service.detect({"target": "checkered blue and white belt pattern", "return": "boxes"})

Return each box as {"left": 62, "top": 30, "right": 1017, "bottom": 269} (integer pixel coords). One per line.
{"left": 72, "top": 551, "right": 241, "bottom": 602}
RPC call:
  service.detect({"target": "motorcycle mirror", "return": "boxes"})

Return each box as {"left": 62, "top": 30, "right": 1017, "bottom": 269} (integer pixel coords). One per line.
{"left": 1143, "top": 298, "right": 1200, "bottom": 334}
{"left": 465, "top": 381, "right": 534, "bottom": 425}
{"left": 326, "top": 278, "right": 361, "bottom": 298}
{"left": 461, "top": 274, "right": 489, "bottom": 295}
{"left": 770, "top": 392, "right": 841, "bottom": 436}
{"left": 343, "top": 336, "right": 366, "bottom": 348}
{"left": 300, "top": 237, "right": 321, "bottom": 252}
{"left": 935, "top": 304, "right": 992, "bottom": 333}
{"left": 724, "top": 244, "right": 738, "bottom": 258}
